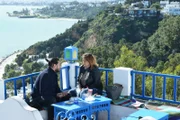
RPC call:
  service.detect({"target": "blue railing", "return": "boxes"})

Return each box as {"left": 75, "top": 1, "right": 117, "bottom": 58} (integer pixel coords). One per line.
{"left": 4, "top": 65, "right": 112, "bottom": 100}
{"left": 5, "top": 65, "right": 180, "bottom": 105}
{"left": 4, "top": 72, "right": 39, "bottom": 99}
{"left": 131, "top": 70, "right": 180, "bottom": 104}
{"left": 99, "top": 68, "right": 113, "bottom": 87}
{"left": 4, "top": 66, "right": 70, "bottom": 99}
{"left": 75, "top": 66, "right": 113, "bottom": 88}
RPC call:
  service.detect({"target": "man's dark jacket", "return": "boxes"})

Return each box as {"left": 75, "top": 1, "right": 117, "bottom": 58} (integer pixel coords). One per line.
{"left": 31, "top": 67, "right": 61, "bottom": 100}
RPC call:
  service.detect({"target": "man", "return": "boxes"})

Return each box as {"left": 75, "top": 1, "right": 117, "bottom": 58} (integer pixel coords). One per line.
{"left": 30, "top": 57, "right": 70, "bottom": 120}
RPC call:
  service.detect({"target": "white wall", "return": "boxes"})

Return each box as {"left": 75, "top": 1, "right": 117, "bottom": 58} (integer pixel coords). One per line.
{"left": 113, "top": 67, "right": 133, "bottom": 96}
{"left": 0, "top": 80, "right": 5, "bottom": 100}
{"left": 0, "top": 96, "right": 44, "bottom": 120}
{"left": 0, "top": 100, "right": 3, "bottom": 104}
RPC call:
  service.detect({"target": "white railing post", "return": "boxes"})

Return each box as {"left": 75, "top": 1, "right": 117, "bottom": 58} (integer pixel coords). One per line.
{"left": 113, "top": 67, "right": 133, "bottom": 96}
{"left": 61, "top": 62, "right": 79, "bottom": 90}
{"left": 0, "top": 79, "right": 5, "bottom": 100}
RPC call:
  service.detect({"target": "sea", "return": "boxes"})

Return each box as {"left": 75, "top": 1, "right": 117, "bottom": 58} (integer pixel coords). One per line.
{"left": 0, "top": 5, "right": 78, "bottom": 59}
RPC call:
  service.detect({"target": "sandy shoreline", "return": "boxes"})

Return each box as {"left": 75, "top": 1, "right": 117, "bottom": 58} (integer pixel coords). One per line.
{"left": 13, "top": 16, "right": 84, "bottom": 21}
{"left": 38, "top": 17, "right": 83, "bottom": 21}
{"left": 0, "top": 51, "right": 21, "bottom": 79}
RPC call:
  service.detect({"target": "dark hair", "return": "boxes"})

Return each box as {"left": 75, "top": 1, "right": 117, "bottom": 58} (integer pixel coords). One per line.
{"left": 45, "top": 58, "right": 59, "bottom": 67}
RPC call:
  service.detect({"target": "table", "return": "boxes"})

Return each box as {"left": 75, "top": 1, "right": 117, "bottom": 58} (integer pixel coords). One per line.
{"left": 52, "top": 100, "right": 89, "bottom": 120}
{"left": 126, "top": 108, "right": 169, "bottom": 120}
{"left": 83, "top": 96, "right": 112, "bottom": 120}
{"left": 52, "top": 96, "right": 112, "bottom": 120}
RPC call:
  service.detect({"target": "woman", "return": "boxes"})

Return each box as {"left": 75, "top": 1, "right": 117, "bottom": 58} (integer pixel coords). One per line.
{"left": 78, "top": 53, "right": 103, "bottom": 95}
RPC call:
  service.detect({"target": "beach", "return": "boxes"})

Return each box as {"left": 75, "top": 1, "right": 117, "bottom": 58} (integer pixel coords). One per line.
{"left": 0, "top": 51, "right": 21, "bottom": 79}
{"left": 39, "top": 17, "right": 83, "bottom": 21}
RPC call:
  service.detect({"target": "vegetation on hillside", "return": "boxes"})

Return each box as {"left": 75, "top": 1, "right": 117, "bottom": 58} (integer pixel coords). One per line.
{"left": 37, "top": 1, "right": 110, "bottom": 19}
{"left": 9, "top": 1, "right": 111, "bottom": 19}
{"left": 76, "top": 10, "right": 161, "bottom": 48}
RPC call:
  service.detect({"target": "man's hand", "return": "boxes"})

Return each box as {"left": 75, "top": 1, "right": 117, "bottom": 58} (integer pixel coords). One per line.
{"left": 57, "top": 92, "right": 68, "bottom": 98}
{"left": 56, "top": 93, "right": 64, "bottom": 98}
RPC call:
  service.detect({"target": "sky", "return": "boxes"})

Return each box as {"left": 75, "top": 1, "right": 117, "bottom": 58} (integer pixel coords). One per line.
{"left": 0, "top": 0, "right": 112, "bottom": 3}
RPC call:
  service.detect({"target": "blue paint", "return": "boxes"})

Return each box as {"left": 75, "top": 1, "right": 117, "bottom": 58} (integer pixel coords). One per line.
{"left": 131, "top": 70, "right": 180, "bottom": 104}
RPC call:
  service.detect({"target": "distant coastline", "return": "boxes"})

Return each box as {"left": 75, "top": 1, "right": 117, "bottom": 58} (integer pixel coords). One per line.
{"left": 7, "top": 12, "right": 82, "bottom": 21}
{"left": 0, "top": 50, "right": 22, "bottom": 66}
{"left": 0, "top": 51, "right": 22, "bottom": 79}
{"left": 38, "top": 17, "right": 84, "bottom": 21}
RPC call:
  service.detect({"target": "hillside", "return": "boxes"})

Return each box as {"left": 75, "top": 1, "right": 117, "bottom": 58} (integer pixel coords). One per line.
{"left": 16, "top": 6, "right": 162, "bottom": 67}
{"left": 15, "top": 6, "right": 180, "bottom": 73}
{"left": 75, "top": 10, "right": 161, "bottom": 49}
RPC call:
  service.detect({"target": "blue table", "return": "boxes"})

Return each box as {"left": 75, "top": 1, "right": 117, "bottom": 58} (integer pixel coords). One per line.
{"left": 52, "top": 101, "right": 89, "bottom": 120}
{"left": 83, "top": 96, "right": 112, "bottom": 120}
{"left": 126, "top": 108, "right": 169, "bottom": 120}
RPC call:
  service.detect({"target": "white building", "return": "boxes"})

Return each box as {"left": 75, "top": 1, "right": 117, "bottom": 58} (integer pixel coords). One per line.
{"left": 161, "top": 2, "right": 180, "bottom": 15}
{"left": 130, "top": 1, "right": 150, "bottom": 8}
{"left": 160, "top": 1, "right": 169, "bottom": 8}
{"left": 142, "top": 1, "right": 150, "bottom": 7}
{"left": 37, "top": 59, "right": 48, "bottom": 65}
{"left": 118, "top": 0, "right": 126, "bottom": 5}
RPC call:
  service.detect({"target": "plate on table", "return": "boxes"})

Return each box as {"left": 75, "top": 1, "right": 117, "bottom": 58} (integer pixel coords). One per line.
{"left": 64, "top": 101, "right": 73, "bottom": 105}
{"left": 85, "top": 96, "right": 95, "bottom": 102}
{"left": 94, "top": 94, "right": 101, "bottom": 98}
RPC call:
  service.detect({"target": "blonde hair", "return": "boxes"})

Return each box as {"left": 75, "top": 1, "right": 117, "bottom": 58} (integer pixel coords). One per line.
{"left": 82, "top": 53, "right": 98, "bottom": 69}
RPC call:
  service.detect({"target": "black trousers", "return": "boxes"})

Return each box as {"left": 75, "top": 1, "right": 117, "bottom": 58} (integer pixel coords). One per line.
{"left": 29, "top": 94, "right": 71, "bottom": 120}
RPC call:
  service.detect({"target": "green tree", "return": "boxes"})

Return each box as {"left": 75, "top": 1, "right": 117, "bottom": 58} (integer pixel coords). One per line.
{"left": 114, "top": 46, "right": 148, "bottom": 95}
{"left": 150, "top": 2, "right": 161, "bottom": 10}
{"left": 114, "top": 4, "right": 123, "bottom": 13}
{"left": 8, "top": 70, "right": 21, "bottom": 78}
{"left": 23, "top": 61, "right": 33, "bottom": 74}
{"left": 162, "top": 53, "right": 180, "bottom": 75}
{"left": 15, "top": 54, "right": 26, "bottom": 66}
{"left": 132, "top": 39, "right": 150, "bottom": 58}
{"left": 148, "top": 16, "right": 180, "bottom": 66}
{"left": 174, "top": 65, "right": 180, "bottom": 76}
{"left": 32, "top": 62, "right": 44, "bottom": 72}
{"left": 114, "top": 46, "right": 147, "bottom": 70}
{"left": 4, "top": 64, "right": 10, "bottom": 73}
